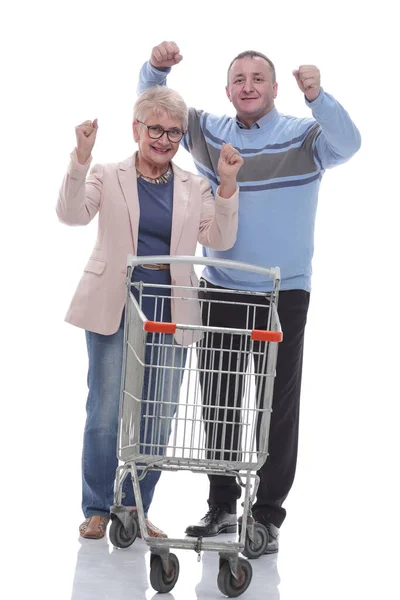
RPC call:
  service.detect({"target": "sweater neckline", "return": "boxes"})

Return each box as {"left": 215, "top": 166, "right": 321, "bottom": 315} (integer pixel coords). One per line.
{"left": 236, "top": 107, "right": 279, "bottom": 133}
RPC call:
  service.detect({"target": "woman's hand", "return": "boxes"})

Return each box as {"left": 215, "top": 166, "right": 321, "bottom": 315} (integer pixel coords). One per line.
{"left": 217, "top": 143, "right": 244, "bottom": 198}
{"left": 75, "top": 119, "right": 98, "bottom": 165}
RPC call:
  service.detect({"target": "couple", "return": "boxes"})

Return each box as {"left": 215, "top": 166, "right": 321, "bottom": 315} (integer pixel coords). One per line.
{"left": 58, "top": 41, "right": 361, "bottom": 550}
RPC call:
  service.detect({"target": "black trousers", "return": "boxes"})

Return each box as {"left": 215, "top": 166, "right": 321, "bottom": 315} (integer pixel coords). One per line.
{"left": 197, "top": 280, "right": 310, "bottom": 528}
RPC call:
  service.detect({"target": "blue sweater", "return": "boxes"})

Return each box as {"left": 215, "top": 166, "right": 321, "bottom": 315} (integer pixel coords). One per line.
{"left": 138, "top": 62, "right": 361, "bottom": 292}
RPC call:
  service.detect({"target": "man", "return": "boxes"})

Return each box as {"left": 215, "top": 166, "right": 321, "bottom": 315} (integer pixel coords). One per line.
{"left": 138, "top": 41, "right": 361, "bottom": 554}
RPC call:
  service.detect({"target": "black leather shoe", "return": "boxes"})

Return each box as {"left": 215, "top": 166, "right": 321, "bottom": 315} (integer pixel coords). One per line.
{"left": 262, "top": 522, "right": 279, "bottom": 554}
{"left": 185, "top": 507, "right": 237, "bottom": 537}
{"left": 238, "top": 515, "right": 280, "bottom": 554}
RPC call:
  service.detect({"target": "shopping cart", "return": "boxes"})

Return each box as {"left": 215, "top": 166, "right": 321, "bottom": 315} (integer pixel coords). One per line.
{"left": 109, "top": 256, "right": 282, "bottom": 597}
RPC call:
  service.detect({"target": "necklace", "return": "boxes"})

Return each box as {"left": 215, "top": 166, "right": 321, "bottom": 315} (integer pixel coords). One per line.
{"left": 136, "top": 164, "right": 173, "bottom": 184}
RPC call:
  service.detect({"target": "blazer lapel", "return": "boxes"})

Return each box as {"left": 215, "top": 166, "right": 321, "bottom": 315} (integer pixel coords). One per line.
{"left": 170, "top": 162, "right": 191, "bottom": 255}
{"left": 117, "top": 154, "right": 139, "bottom": 254}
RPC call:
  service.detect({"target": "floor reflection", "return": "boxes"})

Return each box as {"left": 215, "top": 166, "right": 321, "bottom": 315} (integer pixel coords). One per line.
{"left": 70, "top": 533, "right": 280, "bottom": 599}
{"left": 70, "top": 537, "right": 149, "bottom": 599}
{"left": 195, "top": 545, "right": 280, "bottom": 600}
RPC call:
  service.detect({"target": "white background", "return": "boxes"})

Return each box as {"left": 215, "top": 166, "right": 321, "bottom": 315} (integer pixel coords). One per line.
{"left": 1, "top": 1, "right": 399, "bottom": 599}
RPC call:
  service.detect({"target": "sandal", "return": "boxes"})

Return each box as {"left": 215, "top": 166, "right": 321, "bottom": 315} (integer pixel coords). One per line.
{"left": 138, "top": 518, "right": 167, "bottom": 538}
{"left": 79, "top": 515, "right": 110, "bottom": 539}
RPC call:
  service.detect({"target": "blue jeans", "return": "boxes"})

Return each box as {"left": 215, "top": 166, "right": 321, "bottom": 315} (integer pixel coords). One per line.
{"left": 82, "top": 320, "right": 187, "bottom": 518}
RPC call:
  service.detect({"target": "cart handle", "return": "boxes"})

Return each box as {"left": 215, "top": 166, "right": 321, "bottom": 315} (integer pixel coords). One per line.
{"left": 126, "top": 255, "right": 280, "bottom": 281}
{"left": 144, "top": 320, "right": 282, "bottom": 342}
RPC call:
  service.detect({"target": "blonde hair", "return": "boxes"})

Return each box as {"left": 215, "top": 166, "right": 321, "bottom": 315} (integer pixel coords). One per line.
{"left": 133, "top": 86, "right": 188, "bottom": 131}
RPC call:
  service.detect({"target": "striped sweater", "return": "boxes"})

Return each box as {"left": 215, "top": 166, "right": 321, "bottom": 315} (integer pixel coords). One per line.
{"left": 138, "top": 61, "right": 361, "bottom": 292}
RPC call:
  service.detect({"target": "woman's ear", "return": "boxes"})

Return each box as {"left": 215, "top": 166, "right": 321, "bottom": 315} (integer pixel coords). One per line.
{"left": 132, "top": 120, "right": 139, "bottom": 142}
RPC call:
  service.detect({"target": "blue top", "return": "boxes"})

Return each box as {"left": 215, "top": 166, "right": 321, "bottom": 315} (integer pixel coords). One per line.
{"left": 138, "top": 61, "right": 361, "bottom": 292}
{"left": 131, "top": 176, "right": 174, "bottom": 321}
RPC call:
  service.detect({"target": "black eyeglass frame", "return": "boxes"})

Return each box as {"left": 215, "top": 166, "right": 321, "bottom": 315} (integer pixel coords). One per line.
{"left": 137, "top": 120, "right": 185, "bottom": 143}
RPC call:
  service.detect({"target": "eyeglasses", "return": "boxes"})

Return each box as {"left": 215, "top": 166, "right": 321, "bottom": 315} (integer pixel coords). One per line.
{"left": 137, "top": 120, "right": 184, "bottom": 143}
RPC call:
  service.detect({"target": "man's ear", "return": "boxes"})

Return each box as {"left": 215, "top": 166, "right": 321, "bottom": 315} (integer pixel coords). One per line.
{"left": 225, "top": 86, "right": 232, "bottom": 103}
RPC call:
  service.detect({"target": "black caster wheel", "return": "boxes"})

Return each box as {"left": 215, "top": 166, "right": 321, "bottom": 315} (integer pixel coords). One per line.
{"left": 242, "top": 523, "right": 268, "bottom": 559}
{"left": 150, "top": 553, "right": 180, "bottom": 593}
{"left": 109, "top": 516, "right": 138, "bottom": 549}
{"left": 217, "top": 558, "right": 253, "bottom": 597}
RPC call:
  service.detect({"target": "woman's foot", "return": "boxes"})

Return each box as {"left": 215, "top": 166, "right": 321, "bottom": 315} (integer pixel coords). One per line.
{"left": 127, "top": 507, "right": 167, "bottom": 538}
{"left": 79, "top": 516, "right": 110, "bottom": 539}
{"left": 138, "top": 518, "right": 167, "bottom": 538}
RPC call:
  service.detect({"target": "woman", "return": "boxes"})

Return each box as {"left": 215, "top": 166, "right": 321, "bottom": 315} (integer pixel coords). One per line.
{"left": 57, "top": 86, "right": 243, "bottom": 539}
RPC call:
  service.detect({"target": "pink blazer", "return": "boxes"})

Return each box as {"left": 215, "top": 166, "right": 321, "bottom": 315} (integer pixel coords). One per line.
{"left": 57, "top": 151, "right": 238, "bottom": 345}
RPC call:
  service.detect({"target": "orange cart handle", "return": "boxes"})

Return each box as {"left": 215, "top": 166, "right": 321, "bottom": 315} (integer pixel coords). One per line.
{"left": 144, "top": 321, "right": 177, "bottom": 334}
{"left": 251, "top": 330, "right": 283, "bottom": 342}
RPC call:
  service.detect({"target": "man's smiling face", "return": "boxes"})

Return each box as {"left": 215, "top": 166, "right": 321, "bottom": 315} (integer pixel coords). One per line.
{"left": 226, "top": 56, "right": 278, "bottom": 126}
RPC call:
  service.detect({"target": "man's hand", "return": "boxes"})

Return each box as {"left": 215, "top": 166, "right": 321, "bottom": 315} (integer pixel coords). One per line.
{"left": 150, "top": 41, "right": 183, "bottom": 69}
{"left": 75, "top": 119, "right": 98, "bottom": 165}
{"left": 292, "top": 65, "right": 321, "bottom": 102}
{"left": 217, "top": 143, "right": 244, "bottom": 198}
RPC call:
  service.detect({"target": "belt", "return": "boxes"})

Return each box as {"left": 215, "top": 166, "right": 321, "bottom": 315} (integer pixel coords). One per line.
{"left": 141, "top": 263, "right": 170, "bottom": 271}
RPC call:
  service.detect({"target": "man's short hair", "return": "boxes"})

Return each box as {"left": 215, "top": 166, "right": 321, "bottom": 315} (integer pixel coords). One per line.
{"left": 227, "top": 51, "right": 276, "bottom": 84}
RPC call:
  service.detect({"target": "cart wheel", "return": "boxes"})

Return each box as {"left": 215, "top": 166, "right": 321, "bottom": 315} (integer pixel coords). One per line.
{"left": 242, "top": 523, "right": 268, "bottom": 559}
{"left": 150, "top": 553, "right": 180, "bottom": 593}
{"left": 217, "top": 558, "right": 252, "bottom": 597}
{"left": 109, "top": 517, "right": 138, "bottom": 549}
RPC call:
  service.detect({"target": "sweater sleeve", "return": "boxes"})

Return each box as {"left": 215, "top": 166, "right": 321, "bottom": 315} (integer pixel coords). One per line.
{"left": 137, "top": 61, "right": 171, "bottom": 94}
{"left": 306, "top": 89, "right": 361, "bottom": 169}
